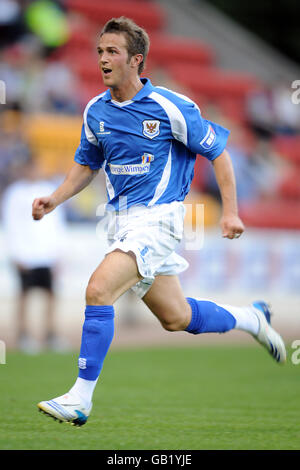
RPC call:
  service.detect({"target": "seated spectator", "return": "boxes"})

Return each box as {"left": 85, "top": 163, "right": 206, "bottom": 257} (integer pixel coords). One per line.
{"left": 246, "top": 82, "right": 300, "bottom": 138}
{"left": 1, "top": 37, "right": 80, "bottom": 113}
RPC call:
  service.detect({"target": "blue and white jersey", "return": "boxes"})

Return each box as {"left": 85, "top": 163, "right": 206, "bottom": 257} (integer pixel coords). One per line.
{"left": 74, "top": 78, "right": 230, "bottom": 210}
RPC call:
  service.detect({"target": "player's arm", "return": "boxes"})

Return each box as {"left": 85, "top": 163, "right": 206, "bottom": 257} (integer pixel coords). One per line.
{"left": 211, "top": 149, "right": 245, "bottom": 239}
{"left": 32, "top": 162, "right": 98, "bottom": 221}
{"left": 172, "top": 96, "right": 244, "bottom": 238}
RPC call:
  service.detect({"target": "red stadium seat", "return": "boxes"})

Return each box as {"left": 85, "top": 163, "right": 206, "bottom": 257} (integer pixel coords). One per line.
{"left": 147, "top": 34, "right": 214, "bottom": 66}
{"left": 63, "top": 31, "right": 214, "bottom": 68}
{"left": 278, "top": 170, "right": 300, "bottom": 199}
{"left": 67, "top": 29, "right": 95, "bottom": 50}
{"left": 272, "top": 136, "right": 300, "bottom": 165}
{"left": 67, "top": 54, "right": 99, "bottom": 78}
{"left": 213, "top": 96, "right": 248, "bottom": 123}
{"left": 64, "top": 0, "right": 165, "bottom": 32}
{"left": 239, "top": 200, "right": 300, "bottom": 229}
{"left": 167, "top": 64, "right": 260, "bottom": 99}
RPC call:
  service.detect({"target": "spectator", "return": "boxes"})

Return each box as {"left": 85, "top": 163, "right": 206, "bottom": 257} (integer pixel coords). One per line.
{"left": 0, "top": 37, "right": 80, "bottom": 113}
{"left": 246, "top": 82, "right": 300, "bottom": 138}
{"left": 1, "top": 159, "right": 67, "bottom": 352}
{"left": 0, "top": 112, "right": 30, "bottom": 192}
{"left": 246, "top": 85, "right": 275, "bottom": 139}
{"left": 24, "top": 0, "right": 69, "bottom": 56}
{"left": 0, "top": 0, "right": 25, "bottom": 48}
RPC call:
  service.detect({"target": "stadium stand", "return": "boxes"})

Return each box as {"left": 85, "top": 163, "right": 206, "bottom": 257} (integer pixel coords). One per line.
{"left": 239, "top": 200, "right": 300, "bottom": 230}
{"left": 272, "top": 136, "right": 300, "bottom": 166}
{"left": 166, "top": 64, "right": 260, "bottom": 99}
{"left": 64, "top": 0, "right": 166, "bottom": 32}
{"left": 148, "top": 34, "right": 214, "bottom": 67}
{"left": 279, "top": 170, "right": 300, "bottom": 199}
{"left": 23, "top": 114, "right": 82, "bottom": 176}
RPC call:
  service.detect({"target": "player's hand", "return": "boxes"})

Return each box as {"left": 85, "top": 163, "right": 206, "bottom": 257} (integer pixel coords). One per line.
{"left": 32, "top": 196, "right": 56, "bottom": 220}
{"left": 220, "top": 214, "right": 245, "bottom": 240}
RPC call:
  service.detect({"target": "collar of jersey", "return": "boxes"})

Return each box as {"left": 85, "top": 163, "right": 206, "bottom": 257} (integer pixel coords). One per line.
{"left": 103, "top": 78, "right": 154, "bottom": 103}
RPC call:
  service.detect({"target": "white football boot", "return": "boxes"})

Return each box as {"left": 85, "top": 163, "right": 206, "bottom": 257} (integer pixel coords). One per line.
{"left": 37, "top": 393, "right": 92, "bottom": 426}
{"left": 251, "top": 301, "right": 286, "bottom": 364}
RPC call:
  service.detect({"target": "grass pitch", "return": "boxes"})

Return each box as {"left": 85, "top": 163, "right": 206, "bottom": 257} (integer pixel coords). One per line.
{"left": 0, "top": 345, "right": 299, "bottom": 450}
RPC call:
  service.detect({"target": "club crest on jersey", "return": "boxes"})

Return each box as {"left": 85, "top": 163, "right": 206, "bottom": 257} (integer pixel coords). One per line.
{"left": 143, "top": 120, "right": 160, "bottom": 139}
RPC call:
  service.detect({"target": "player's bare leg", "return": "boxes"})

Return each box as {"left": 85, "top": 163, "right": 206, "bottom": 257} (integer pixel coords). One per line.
{"left": 38, "top": 249, "right": 142, "bottom": 426}
{"left": 86, "top": 249, "right": 142, "bottom": 306}
{"left": 142, "top": 275, "right": 191, "bottom": 331}
{"left": 143, "top": 274, "right": 286, "bottom": 363}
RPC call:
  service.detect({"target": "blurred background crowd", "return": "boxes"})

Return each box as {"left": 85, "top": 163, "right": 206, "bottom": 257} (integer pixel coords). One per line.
{"left": 1, "top": 0, "right": 300, "bottom": 223}
{"left": 0, "top": 0, "right": 299, "bottom": 352}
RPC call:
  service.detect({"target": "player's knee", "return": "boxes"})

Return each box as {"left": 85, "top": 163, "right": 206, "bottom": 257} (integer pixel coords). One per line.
{"left": 85, "top": 281, "right": 112, "bottom": 305}
{"left": 157, "top": 303, "right": 191, "bottom": 332}
{"left": 160, "top": 317, "right": 188, "bottom": 332}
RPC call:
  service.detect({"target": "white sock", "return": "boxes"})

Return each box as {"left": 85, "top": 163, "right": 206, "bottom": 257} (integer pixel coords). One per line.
{"left": 217, "top": 304, "right": 259, "bottom": 335}
{"left": 68, "top": 377, "right": 98, "bottom": 409}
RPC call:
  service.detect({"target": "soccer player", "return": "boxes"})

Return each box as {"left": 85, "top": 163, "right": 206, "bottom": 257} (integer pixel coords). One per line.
{"left": 33, "top": 17, "right": 286, "bottom": 426}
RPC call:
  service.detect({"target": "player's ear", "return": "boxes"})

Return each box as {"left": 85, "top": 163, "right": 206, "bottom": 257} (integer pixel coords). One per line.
{"left": 131, "top": 53, "right": 143, "bottom": 69}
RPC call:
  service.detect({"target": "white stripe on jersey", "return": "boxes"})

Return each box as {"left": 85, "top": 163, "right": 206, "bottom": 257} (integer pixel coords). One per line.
{"left": 103, "top": 161, "right": 115, "bottom": 200}
{"left": 149, "top": 91, "right": 188, "bottom": 146}
{"left": 83, "top": 92, "right": 105, "bottom": 146}
{"left": 156, "top": 86, "right": 201, "bottom": 113}
{"left": 148, "top": 142, "right": 172, "bottom": 206}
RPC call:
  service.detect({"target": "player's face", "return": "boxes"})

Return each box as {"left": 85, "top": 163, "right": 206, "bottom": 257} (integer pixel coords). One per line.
{"left": 97, "top": 33, "right": 134, "bottom": 88}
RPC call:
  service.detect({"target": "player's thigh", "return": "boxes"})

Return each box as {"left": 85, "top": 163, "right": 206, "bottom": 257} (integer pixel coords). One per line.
{"left": 86, "top": 249, "right": 143, "bottom": 305}
{"left": 142, "top": 275, "right": 191, "bottom": 330}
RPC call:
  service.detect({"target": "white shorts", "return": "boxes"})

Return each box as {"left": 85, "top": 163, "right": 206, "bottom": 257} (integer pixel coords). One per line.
{"left": 105, "top": 201, "right": 189, "bottom": 298}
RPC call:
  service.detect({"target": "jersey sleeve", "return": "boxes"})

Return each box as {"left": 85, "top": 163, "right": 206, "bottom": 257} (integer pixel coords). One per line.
{"left": 184, "top": 102, "right": 230, "bottom": 160}
{"left": 74, "top": 123, "right": 104, "bottom": 170}
{"left": 150, "top": 88, "right": 230, "bottom": 161}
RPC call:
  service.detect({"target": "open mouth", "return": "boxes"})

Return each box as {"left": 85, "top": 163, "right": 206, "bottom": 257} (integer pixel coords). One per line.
{"left": 102, "top": 68, "right": 112, "bottom": 76}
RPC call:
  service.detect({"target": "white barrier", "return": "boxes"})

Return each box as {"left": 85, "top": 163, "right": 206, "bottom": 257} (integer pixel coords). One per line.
{"left": 0, "top": 225, "right": 299, "bottom": 348}
{"left": 1, "top": 225, "right": 299, "bottom": 297}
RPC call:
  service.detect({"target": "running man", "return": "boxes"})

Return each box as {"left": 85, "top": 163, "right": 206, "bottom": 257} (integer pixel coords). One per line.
{"left": 33, "top": 17, "right": 286, "bottom": 427}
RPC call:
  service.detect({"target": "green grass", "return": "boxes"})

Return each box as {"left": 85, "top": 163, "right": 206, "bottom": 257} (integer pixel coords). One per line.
{"left": 0, "top": 345, "right": 299, "bottom": 450}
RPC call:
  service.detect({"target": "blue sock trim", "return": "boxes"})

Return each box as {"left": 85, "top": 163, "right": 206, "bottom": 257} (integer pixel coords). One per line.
{"left": 78, "top": 305, "right": 115, "bottom": 381}
{"left": 85, "top": 304, "right": 115, "bottom": 319}
{"left": 185, "top": 298, "right": 202, "bottom": 333}
{"left": 185, "top": 297, "right": 236, "bottom": 334}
